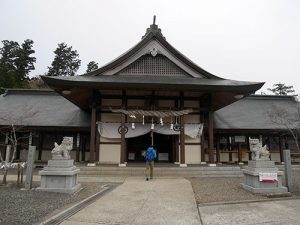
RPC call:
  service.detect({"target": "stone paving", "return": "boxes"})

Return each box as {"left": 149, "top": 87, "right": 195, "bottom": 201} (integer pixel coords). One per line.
{"left": 198, "top": 198, "right": 300, "bottom": 225}
{"left": 59, "top": 177, "right": 200, "bottom": 225}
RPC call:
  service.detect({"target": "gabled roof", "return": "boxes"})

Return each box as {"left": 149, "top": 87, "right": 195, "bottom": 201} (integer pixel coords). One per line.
{"left": 84, "top": 22, "right": 221, "bottom": 79}
{"left": 215, "top": 95, "right": 299, "bottom": 130}
{"left": 0, "top": 89, "right": 90, "bottom": 128}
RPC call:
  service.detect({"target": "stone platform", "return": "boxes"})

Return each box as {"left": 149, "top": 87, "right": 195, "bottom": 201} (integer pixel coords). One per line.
{"left": 241, "top": 160, "right": 288, "bottom": 194}
{"left": 37, "top": 159, "right": 81, "bottom": 194}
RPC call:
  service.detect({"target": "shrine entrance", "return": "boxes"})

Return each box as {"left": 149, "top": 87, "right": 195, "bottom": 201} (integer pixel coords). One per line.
{"left": 126, "top": 132, "right": 174, "bottom": 162}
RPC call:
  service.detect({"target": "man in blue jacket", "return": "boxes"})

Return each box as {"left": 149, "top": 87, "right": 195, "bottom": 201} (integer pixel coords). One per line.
{"left": 143, "top": 145, "right": 157, "bottom": 181}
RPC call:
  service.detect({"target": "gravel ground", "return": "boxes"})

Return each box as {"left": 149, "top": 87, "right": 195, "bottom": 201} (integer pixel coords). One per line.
{"left": 0, "top": 182, "right": 119, "bottom": 225}
{"left": 188, "top": 171, "right": 300, "bottom": 204}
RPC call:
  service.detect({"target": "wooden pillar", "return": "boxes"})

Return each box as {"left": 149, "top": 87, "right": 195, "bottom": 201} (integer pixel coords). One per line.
{"left": 120, "top": 90, "right": 126, "bottom": 165}
{"left": 120, "top": 114, "right": 126, "bottom": 164}
{"left": 279, "top": 135, "right": 283, "bottom": 162}
{"left": 179, "top": 92, "right": 185, "bottom": 165}
{"left": 95, "top": 97, "right": 101, "bottom": 162}
{"left": 172, "top": 136, "right": 176, "bottom": 163}
{"left": 175, "top": 135, "right": 179, "bottom": 163}
{"left": 76, "top": 133, "right": 80, "bottom": 162}
{"left": 174, "top": 97, "right": 180, "bottom": 163}
{"left": 216, "top": 134, "right": 220, "bottom": 163}
{"left": 201, "top": 132, "right": 205, "bottom": 162}
{"left": 267, "top": 135, "right": 271, "bottom": 160}
{"left": 246, "top": 135, "right": 251, "bottom": 160}
{"left": 38, "top": 131, "right": 43, "bottom": 161}
{"left": 89, "top": 106, "right": 96, "bottom": 162}
{"left": 208, "top": 111, "right": 214, "bottom": 163}
{"left": 180, "top": 115, "right": 185, "bottom": 164}
{"left": 238, "top": 142, "right": 242, "bottom": 163}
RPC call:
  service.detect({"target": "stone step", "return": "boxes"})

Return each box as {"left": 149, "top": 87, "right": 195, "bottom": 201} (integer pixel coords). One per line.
{"left": 78, "top": 166, "right": 243, "bottom": 177}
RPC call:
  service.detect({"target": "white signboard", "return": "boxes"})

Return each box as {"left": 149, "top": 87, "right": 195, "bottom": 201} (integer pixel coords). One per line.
{"left": 259, "top": 172, "right": 278, "bottom": 182}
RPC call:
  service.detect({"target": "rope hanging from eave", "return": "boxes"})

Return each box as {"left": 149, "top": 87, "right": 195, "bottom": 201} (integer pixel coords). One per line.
{"left": 110, "top": 109, "right": 193, "bottom": 117}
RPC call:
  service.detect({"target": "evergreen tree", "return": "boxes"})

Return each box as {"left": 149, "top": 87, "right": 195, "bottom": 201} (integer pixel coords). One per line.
{"left": 47, "top": 43, "right": 81, "bottom": 76}
{"left": 0, "top": 39, "right": 36, "bottom": 92}
{"left": 0, "top": 40, "right": 19, "bottom": 91}
{"left": 268, "top": 83, "right": 295, "bottom": 95}
{"left": 86, "top": 61, "right": 98, "bottom": 73}
{"left": 14, "top": 39, "right": 36, "bottom": 83}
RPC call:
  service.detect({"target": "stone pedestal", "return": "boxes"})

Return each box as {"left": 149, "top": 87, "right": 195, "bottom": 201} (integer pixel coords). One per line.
{"left": 37, "top": 159, "right": 81, "bottom": 194}
{"left": 241, "top": 160, "right": 288, "bottom": 194}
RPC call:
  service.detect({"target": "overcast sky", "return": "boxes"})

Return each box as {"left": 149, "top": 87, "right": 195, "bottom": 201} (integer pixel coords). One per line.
{"left": 1, "top": 0, "right": 299, "bottom": 94}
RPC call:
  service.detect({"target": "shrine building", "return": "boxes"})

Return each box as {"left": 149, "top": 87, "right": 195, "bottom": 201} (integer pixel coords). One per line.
{"left": 0, "top": 20, "right": 299, "bottom": 165}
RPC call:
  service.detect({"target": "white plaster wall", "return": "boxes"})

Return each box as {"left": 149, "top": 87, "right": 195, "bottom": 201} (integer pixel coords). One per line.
{"left": 185, "top": 136, "right": 200, "bottom": 143}
{"left": 220, "top": 153, "right": 229, "bottom": 162}
{"left": 185, "top": 145, "right": 201, "bottom": 164}
{"left": 184, "top": 115, "right": 200, "bottom": 123}
{"left": 101, "top": 113, "right": 121, "bottom": 122}
{"left": 99, "top": 144, "right": 120, "bottom": 164}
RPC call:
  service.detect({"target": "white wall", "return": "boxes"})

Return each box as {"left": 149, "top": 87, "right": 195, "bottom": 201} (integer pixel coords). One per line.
{"left": 99, "top": 144, "right": 120, "bottom": 164}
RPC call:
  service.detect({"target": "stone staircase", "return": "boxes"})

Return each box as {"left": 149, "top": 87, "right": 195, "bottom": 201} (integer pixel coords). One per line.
{"left": 77, "top": 165, "right": 243, "bottom": 178}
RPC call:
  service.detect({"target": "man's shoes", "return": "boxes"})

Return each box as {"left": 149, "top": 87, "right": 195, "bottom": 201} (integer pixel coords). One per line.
{"left": 146, "top": 178, "right": 149, "bottom": 181}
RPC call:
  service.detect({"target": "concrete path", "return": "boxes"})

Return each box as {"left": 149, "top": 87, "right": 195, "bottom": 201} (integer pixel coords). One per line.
{"left": 198, "top": 198, "right": 300, "bottom": 225}
{"left": 60, "top": 177, "right": 200, "bottom": 225}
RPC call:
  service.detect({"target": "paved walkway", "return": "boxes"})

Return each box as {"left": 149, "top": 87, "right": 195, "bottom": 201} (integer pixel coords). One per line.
{"left": 198, "top": 198, "right": 300, "bottom": 225}
{"left": 60, "top": 177, "right": 200, "bottom": 225}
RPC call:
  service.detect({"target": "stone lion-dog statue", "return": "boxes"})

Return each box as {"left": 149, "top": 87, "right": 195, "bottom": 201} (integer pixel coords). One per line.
{"left": 249, "top": 138, "right": 270, "bottom": 160}
{"left": 51, "top": 137, "right": 73, "bottom": 160}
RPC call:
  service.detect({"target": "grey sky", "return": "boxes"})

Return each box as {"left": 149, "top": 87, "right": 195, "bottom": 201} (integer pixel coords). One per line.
{"left": 1, "top": 0, "right": 299, "bottom": 94}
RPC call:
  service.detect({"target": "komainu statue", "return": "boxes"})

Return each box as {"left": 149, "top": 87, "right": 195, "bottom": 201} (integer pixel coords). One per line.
{"left": 51, "top": 137, "right": 73, "bottom": 159}
{"left": 249, "top": 138, "right": 270, "bottom": 160}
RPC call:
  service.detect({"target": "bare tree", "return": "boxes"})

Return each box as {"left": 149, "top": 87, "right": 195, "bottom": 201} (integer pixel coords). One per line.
{"left": 268, "top": 99, "right": 300, "bottom": 151}
{"left": 0, "top": 106, "right": 38, "bottom": 184}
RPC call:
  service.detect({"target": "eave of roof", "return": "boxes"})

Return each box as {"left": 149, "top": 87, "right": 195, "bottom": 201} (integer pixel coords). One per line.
{"left": 42, "top": 75, "right": 264, "bottom": 92}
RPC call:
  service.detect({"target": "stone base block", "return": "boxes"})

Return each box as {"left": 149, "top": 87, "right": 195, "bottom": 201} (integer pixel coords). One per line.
{"left": 38, "top": 159, "right": 81, "bottom": 194}
{"left": 36, "top": 183, "right": 81, "bottom": 194}
{"left": 241, "top": 183, "right": 288, "bottom": 194}
{"left": 180, "top": 164, "right": 187, "bottom": 167}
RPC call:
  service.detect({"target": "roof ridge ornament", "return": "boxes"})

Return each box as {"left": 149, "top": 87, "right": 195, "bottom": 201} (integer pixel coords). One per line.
{"left": 142, "top": 15, "right": 166, "bottom": 40}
